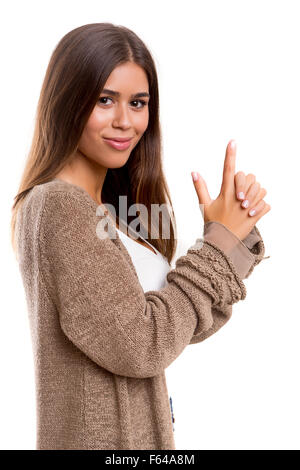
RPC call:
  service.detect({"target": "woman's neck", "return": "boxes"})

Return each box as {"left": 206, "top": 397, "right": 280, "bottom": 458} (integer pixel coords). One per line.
{"left": 55, "top": 150, "right": 107, "bottom": 206}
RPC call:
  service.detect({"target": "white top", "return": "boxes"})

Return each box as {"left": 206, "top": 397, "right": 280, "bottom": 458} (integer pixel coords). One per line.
{"left": 116, "top": 227, "right": 171, "bottom": 292}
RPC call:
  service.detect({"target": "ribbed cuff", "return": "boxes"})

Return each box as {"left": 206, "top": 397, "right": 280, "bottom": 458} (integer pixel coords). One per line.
{"left": 203, "top": 221, "right": 255, "bottom": 280}
{"left": 242, "top": 226, "right": 262, "bottom": 250}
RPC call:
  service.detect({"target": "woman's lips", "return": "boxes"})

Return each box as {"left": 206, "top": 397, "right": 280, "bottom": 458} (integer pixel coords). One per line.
{"left": 103, "top": 138, "right": 132, "bottom": 150}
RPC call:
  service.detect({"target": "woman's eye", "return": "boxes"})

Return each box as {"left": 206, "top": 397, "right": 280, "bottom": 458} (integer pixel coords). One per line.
{"left": 131, "top": 100, "right": 147, "bottom": 109}
{"left": 99, "top": 97, "right": 113, "bottom": 105}
{"left": 98, "top": 97, "right": 147, "bottom": 109}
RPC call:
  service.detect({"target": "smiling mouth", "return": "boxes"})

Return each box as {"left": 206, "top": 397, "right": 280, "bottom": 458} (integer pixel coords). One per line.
{"left": 102, "top": 138, "right": 133, "bottom": 150}
{"left": 103, "top": 137, "right": 133, "bottom": 142}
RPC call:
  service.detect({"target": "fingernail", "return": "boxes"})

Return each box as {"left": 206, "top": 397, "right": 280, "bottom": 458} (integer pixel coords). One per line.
{"left": 241, "top": 199, "right": 249, "bottom": 208}
{"left": 237, "top": 192, "right": 245, "bottom": 200}
{"left": 191, "top": 172, "right": 199, "bottom": 181}
{"left": 230, "top": 140, "right": 236, "bottom": 149}
{"left": 249, "top": 209, "right": 256, "bottom": 216}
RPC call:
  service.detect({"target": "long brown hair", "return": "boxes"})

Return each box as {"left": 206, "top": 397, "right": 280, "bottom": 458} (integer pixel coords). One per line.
{"left": 11, "top": 23, "right": 177, "bottom": 264}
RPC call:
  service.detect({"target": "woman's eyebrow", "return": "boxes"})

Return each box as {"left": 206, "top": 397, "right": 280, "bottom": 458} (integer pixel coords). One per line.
{"left": 101, "top": 88, "right": 150, "bottom": 98}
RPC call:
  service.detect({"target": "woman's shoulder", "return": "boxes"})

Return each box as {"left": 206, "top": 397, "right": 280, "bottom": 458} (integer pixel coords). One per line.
{"left": 15, "top": 179, "right": 120, "bottom": 269}
{"left": 27, "top": 179, "right": 96, "bottom": 208}
{"left": 16, "top": 179, "right": 98, "bottom": 245}
{"left": 21, "top": 179, "right": 96, "bottom": 219}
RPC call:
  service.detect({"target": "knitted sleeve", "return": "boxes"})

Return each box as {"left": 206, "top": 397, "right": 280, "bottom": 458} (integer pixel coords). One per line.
{"left": 203, "top": 221, "right": 267, "bottom": 279}
{"left": 188, "top": 221, "right": 267, "bottom": 344}
{"left": 39, "top": 191, "right": 268, "bottom": 378}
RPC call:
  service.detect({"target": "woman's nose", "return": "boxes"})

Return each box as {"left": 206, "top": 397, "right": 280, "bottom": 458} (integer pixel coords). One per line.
{"left": 112, "top": 103, "right": 131, "bottom": 128}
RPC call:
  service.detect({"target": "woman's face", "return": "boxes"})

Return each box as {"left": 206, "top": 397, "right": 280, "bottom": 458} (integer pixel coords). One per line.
{"left": 77, "top": 61, "right": 150, "bottom": 168}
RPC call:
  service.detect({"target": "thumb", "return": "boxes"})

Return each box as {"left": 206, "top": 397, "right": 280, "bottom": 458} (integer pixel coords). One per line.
{"left": 191, "top": 172, "right": 212, "bottom": 206}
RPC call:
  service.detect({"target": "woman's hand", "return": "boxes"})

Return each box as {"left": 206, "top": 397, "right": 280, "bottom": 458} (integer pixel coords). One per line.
{"left": 191, "top": 139, "right": 271, "bottom": 241}
{"left": 234, "top": 171, "right": 268, "bottom": 218}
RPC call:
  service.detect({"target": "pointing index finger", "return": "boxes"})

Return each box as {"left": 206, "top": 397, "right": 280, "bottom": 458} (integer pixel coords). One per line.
{"left": 220, "top": 139, "right": 236, "bottom": 195}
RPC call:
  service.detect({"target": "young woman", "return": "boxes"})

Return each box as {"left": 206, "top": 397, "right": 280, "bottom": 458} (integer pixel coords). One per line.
{"left": 11, "top": 23, "right": 271, "bottom": 450}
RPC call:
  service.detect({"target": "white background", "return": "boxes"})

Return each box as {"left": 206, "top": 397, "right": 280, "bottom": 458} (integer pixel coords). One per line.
{"left": 1, "top": 0, "right": 298, "bottom": 450}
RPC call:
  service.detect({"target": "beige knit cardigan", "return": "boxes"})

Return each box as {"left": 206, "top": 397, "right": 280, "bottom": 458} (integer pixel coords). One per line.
{"left": 15, "top": 179, "right": 267, "bottom": 450}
